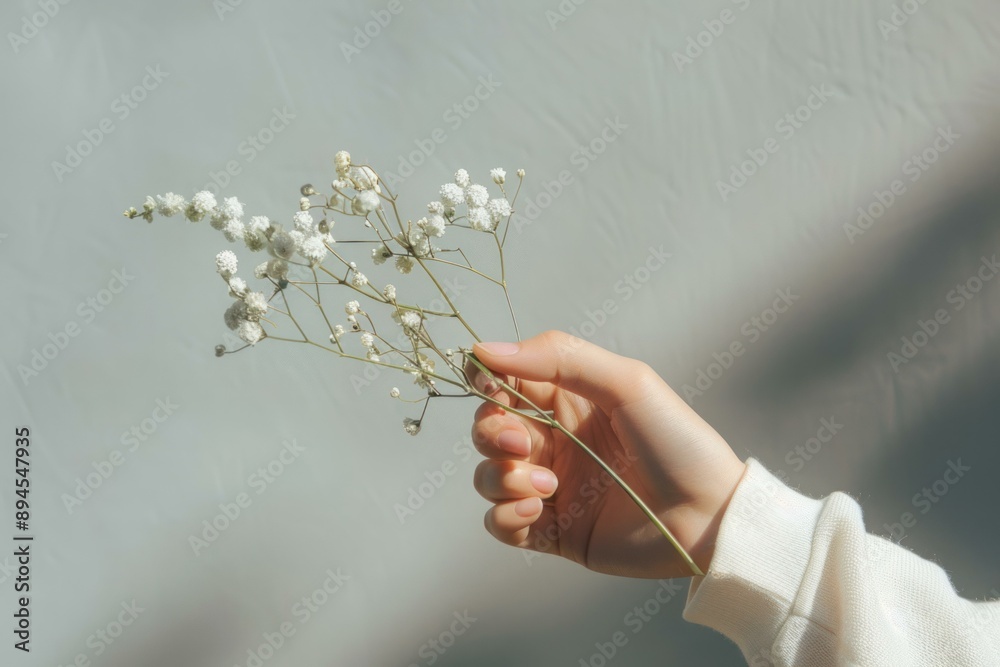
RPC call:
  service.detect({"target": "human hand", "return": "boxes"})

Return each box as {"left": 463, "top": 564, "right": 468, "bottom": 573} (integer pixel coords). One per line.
{"left": 466, "top": 331, "right": 747, "bottom": 579}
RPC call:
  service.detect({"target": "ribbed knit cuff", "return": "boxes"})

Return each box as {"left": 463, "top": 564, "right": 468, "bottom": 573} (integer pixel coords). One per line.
{"left": 682, "top": 458, "right": 824, "bottom": 654}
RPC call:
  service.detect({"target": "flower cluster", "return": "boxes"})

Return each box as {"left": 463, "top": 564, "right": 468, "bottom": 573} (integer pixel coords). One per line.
{"left": 124, "top": 151, "right": 524, "bottom": 434}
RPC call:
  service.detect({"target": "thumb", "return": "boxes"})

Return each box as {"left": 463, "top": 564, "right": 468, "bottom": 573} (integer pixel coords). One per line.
{"left": 472, "top": 330, "right": 651, "bottom": 411}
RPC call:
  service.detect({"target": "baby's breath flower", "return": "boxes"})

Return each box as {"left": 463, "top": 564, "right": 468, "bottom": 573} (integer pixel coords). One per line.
{"left": 403, "top": 417, "right": 421, "bottom": 435}
{"left": 468, "top": 206, "right": 492, "bottom": 232}
{"left": 516, "top": 168, "right": 525, "bottom": 178}
{"left": 360, "top": 332, "right": 375, "bottom": 348}
{"left": 254, "top": 262, "right": 269, "bottom": 279}
{"left": 454, "top": 169, "right": 470, "bottom": 188}
{"left": 352, "top": 189, "right": 380, "bottom": 215}
{"left": 439, "top": 183, "right": 464, "bottom": 208}
{"left": 333, "top": 324, "right": 345, "bottom": 338}
{"left": 351, "top": 272, "right": 369, "bottom": 288}
{"left": 383, "top": 284, "right": 396, "bottom": 300}
{"left": 490, "top": 168, "right": 506, "bottom": 185}
{"left": 223, "top": 219, "right": 246, "bottom": 242}
{"left": 372, "top": 246, "right": 391, "bottom": 265}
{"left": 299, "top": 235, "right": 328, "bottom": 264}
{"left": 228, "top": 277, "right": 248, "bottom": 298}
{"left": 224, "top": 300, "right": 247, "bottom": 330}
{"left": 349, "top": 166, "right": 380, "bottom": 192}
{"left": 366, "top": 349, "right": 380, "bottom": 362}
{"left": 332, "top": 178, "right": 350, "bottom": 191}
{"left": 266, "top": 258, "right": 289, "bottom": 280}
{"left": 405, "top": 228, "right": 431, "bottom": 257}
{"left": 216, "top": 250, "right": 239, "bottom": 278}
{"left": 270, "top": 229, "right": 296, "bottom": 260}
{"left": 465, "top": 184, "right": 489, "bottom": 208}
{"left": 419, "top": 214, "right": 446, "bottom": 238}
{"left": 244, "top": 216, "right": 270, "bottom": 252}
{"left": 155, "top": 192, "right": 186, "bottom": 216}
{"left": 334, "top": 150, "right": 351, "bottom": 177}
{"left": 213, "top": 197, "right": 244, "bottom": 227}
{"left": 237, "top": 320, "right": 264, "bottom": 345}
{"left": 400, "top": 310, "right": 421, "bottom": 330}
{"left": 486, "top": 198, "right": 512, "bottom": 224}
{"left": 292, "top": 211, "right": 314, "bottom": 233}
{"left": 345, "top": 300, "right": 360, "bottom": 315}
{"left": 186, "top": 191, "right": 217, "bottom": 222}
{"left": 389, "top": 387, "right": 400, "bottom": 398}
{"left": 245, "top": 292, "right": 268, "bottom": 319}
{"left": 427, "top": 201, "right": 444, "bottom": 215}
{"left": 299, "top": 197, "right": 311, "bottom": 211}
{"left": 395, "top": 256, "right": 414, "bottom": 274}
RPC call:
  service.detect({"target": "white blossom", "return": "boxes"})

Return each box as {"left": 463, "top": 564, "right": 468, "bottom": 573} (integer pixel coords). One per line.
{"left": 465, "top": 184, "right": 489, "bottom": 208}
{"left": 245, "top": 292, "right": 268, "bottom": 319}
{"left": 400, "top": 310, "right": 421, "bottom": 330}
{"left": 395, "top": 256, "right": 414, "bottom": 274}
{"left": 439, "top": 183, "right": 464, "bottom": 208}
{"left": 334, "top": 150, "right": 351, "bottom": 177}
{"left": 360, "top": 332, "right": 375, "bottom": 348}
{"left": 292, "top": 211, "right": 314, "bottom": 233}
{"left": 228, "top": 277, "right": 248, "bottom": 298}
{"left": 214, "top": 197, "right": 244, "bottom": 226}
{"left": 427, "top": 201, "right": 444, "bottom": 215}
{"left": 254, "top": 262, "right": 269, "bottom": 279}
{"left": 216, "top": 250, "right": 239, "bottom": 278}
{"left": 345, "top": 300, "right": 360, "bottom": 315}
{"left": 372, "top": 246, "right": 391, "bottom": 265}
{"left": 486, "top": 198, "right": 512, "bottom": 224}
{"left": 352, "top": 189, "right": 380, "bottom": 215}
{"left": 186, "top": 191, "right": 217, "bottom": 222}
{"left": 266, "top": 258, "right": 289, "bottom": 280}
{"left": 332, "top": 324, "right": 345, "bottom": 339}
{"left": 383, "top": 284, "right": 396, "bottom": 300}
{"left": 270, "top": 229, "right": 296, "bottom": 259}
{"left": 490, "top": 168, "right": 506, "bottom": 185}
{"left": 223, "top": 219, "right": 245, "bottom": 242}
{"left": 419, "top": 214, "right": 446, "bottom": 238}
{"left": 224, "top": 300, "right": 247, "bottom": 330}
{"left": 516, "top": 168, "right": 525, "bottom": 178}
{"left": 349, "top": 166, "right": 380, "bottom": 192}
{"left": 389, "top": 387, "right": 400, "bottom": 398}
{"left": 468, "top": 206, "right": 492, "bottom": 231}
{"left": 351, "top": 272, "right": 368, "bottom": 288}
{"left": 366, "top": 349, "right": 381, "bottom": 362}
{"left": 299, "top": 234, "right": 328, "bottom": 264}
{"left": 155, "top": 192, "right": 186, "bottom": 216}
{"left": 454, "top": 169, "right": 471, "bottom": 188}
{"left": 237, "top": 320, "right": 264, "bottom": 344}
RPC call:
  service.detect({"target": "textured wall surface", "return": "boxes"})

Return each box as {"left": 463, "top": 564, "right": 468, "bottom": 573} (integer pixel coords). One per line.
{"left": 3, "top": 1, "right": 1000, "bottom": 665}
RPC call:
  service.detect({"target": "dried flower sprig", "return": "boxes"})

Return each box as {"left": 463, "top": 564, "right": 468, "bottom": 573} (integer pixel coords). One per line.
{"left": 123, "top": 152, "right": 702, "bottom": 576}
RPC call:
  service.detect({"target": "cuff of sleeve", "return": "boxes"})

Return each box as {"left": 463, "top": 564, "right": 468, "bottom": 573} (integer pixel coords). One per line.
{"left": 682, "top": 458, "right": 824, "bottom": 653}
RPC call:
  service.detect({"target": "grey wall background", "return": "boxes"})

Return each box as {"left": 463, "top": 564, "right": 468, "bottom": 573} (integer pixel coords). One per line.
{"left": 3, "top": 1, "right": 1000, "bottom": 665}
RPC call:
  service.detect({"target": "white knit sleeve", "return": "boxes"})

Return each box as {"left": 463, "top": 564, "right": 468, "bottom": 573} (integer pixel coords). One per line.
{"left": 682, "top": 458, "right": 1000, "bottom": 666}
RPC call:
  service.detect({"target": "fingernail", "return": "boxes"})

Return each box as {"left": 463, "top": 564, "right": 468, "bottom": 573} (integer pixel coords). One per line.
{"left": 529, "top": 470, "right": 558, "bottom": 494}
{"left": 474, "top": 372, "right": 497, "bottom": 395}
{"left": 514, "top": 497, "right": 542, "bottom": 517}
{"left": 497, "top": 430, "right": 530, "bottom": 456}
{"left": 476, "top": 342, "right": 520, "bottom": 356}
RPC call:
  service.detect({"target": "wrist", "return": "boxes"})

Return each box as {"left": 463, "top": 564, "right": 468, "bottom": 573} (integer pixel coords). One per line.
{"left": 675, "top": 458, "right": 749, "bottom": 574}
